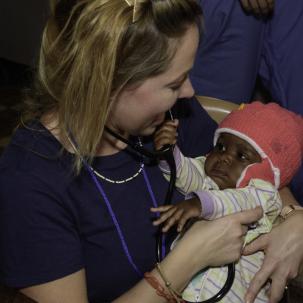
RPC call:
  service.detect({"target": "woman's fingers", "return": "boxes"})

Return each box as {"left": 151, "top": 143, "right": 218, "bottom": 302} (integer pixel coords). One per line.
{"left": 242, "top": 233, "right": 268, "bottom": 255}
{"left": 245, "top": 256, "right": 287, "bottom": 303}
{"left": 245, "top": 257, "right": 275, "bottom": 303}
{"left": 236, "top": 206, "right": 263, "bottom": 225}
{"left": 245, "top": 212, "right": 303, "bottom": 303}
{"left": 268, "top": 271, "right": 288, "bottom": 303}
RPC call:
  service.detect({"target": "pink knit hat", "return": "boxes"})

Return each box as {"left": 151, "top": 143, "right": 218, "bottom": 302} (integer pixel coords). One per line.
{"left": 214, "top": 101, "right": 303, "bottom": 189}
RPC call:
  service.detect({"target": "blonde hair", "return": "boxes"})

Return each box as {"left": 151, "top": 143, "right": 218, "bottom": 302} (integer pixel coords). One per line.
{"left": 23, "top": 0, "right": 202, "bottom": 171}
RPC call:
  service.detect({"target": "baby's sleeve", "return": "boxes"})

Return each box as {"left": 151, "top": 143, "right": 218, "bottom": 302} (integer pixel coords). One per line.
{"left": 159, "top": 145, "right": 210, "bottom": 195}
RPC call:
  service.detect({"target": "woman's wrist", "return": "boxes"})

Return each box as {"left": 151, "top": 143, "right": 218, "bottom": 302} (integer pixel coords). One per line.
{"left": 144, "top": 263, "right": 183, "bottom": 302}
{"left": 159, "top": 227, "right": 210, "bottom": 289}
{"left": 280, "top": 204, "right": 303, "bottom": 220}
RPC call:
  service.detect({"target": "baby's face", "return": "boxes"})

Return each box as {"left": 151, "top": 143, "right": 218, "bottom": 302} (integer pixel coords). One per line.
{"left": 205, "top": 133, "right": 261, "bottom": 189}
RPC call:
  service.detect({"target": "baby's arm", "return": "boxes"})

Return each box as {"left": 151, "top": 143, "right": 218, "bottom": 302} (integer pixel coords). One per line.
{"left": 197, "top": 179, "right": 282, "bottom": 242}
{"left": 154, "top": 120, "right": 211, "bottom": 194}
{"left": 160, "top": 145, "right": 210, "bottom": 194}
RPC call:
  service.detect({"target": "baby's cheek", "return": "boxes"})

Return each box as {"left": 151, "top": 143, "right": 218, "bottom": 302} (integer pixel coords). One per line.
{"left": 204, "top": 156, "right": 213, "bottom": 175}
{"left": 232, "top": 165, "right": 247, "bottom": 184}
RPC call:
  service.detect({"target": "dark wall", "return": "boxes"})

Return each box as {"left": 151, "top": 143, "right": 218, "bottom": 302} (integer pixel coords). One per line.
{"left": 0, "top": 1, "right": 49, "bottom": 66}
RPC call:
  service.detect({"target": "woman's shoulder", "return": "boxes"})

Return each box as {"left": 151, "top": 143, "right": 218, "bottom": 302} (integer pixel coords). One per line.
{"left": 0, "top": 122, "right": 74, "bottom": 196}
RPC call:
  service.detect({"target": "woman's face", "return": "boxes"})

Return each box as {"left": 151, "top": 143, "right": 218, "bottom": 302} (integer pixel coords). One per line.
{"left": 108, "top": 24, "right": 199, "bottom": 137}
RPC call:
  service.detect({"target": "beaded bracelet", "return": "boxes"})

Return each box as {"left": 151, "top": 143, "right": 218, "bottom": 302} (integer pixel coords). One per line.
{"left": 144, "top": 272, "right": 176, "bottom": 302}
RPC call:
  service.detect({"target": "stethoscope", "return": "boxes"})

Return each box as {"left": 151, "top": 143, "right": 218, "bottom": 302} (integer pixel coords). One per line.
{"left": 104, "top": 111, "right": 235, "bottom": 303}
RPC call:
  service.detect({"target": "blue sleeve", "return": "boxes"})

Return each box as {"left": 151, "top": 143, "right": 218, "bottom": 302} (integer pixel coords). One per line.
{"left": 173, "top": 96, "right": 217, "bottom": 158}
{"left": 0, "top": 169, "right": 84, "bottom": 288}
{"left": 290, "top": 164, "right": 303, "bottom": 206}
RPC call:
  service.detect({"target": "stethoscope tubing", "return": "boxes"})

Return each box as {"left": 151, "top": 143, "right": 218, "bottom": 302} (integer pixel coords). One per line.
{"left": 104, "top": 123, "right": 235, "bottom": 303}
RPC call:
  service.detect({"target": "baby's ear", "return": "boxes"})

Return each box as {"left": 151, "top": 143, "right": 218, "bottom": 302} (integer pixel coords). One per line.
{"left": 236, "top": 158, "right": 276, "bottom": 188}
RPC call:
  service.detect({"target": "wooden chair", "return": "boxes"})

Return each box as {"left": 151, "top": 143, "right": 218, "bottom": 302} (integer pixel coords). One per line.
{"left": 196, "top": 95, "right": 239, "bottom": 123}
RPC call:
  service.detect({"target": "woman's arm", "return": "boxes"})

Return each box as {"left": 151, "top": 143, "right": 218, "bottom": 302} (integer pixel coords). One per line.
{"left": 20, "top": 208, "right": 262, "bottom": 303}
{"left": 21, "top": 269, "right": 89, "bottom": 303}
{"left": 115, "top": 208, "right": 263, "bottom": 303}
{"left": 244, "top": 187, "right": 303, "bottom": 303}
{"left": 279, "top": 186, "right": 301, "bottom": 206}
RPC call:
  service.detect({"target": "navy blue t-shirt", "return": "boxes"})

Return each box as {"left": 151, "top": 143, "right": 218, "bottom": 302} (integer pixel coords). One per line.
{"left": 0, "top": 97, "right": 217, "bottom": 302}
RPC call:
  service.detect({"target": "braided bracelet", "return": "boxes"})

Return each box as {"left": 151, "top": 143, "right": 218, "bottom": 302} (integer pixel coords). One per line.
{"left": 155, "top": 263, "right": 183, "bottom": 302}
{"left": 144, "top": 272, "right": 176, "bottom": 302}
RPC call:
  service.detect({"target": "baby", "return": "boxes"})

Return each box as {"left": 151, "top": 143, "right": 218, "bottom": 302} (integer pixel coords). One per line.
{"left": 152, "top": 102, "right": 303, "bottom": 302}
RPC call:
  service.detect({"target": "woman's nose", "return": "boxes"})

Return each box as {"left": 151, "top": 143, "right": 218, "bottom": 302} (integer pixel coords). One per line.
{"left": 178, "top": 78, "right": 195, "bottom": 99}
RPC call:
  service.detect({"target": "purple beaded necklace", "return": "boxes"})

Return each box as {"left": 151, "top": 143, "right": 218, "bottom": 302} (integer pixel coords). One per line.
{"left": 84, "top": 159, "right": 166, "bottom": 278}
{"left": 67, "top": 133, "right": 167, "bottom": 277}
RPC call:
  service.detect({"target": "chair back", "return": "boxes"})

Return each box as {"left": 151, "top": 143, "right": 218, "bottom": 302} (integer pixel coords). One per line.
{"left": 196, "top": 95, "right": 239, "bottom": 123}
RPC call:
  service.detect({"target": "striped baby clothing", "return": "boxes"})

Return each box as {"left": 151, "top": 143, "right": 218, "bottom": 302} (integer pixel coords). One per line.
{"left": 160, "top": 145, "right": 282, "bottom": 302}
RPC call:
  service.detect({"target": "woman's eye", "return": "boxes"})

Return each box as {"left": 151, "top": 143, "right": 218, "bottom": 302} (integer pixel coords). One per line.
{"left": 170, "top": 84, "right": 182, "bottom": 91}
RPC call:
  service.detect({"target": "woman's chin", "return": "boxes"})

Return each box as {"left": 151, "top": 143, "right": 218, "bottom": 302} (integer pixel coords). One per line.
{"left": 139, "top": 125, "right": 158, "bottom": 137}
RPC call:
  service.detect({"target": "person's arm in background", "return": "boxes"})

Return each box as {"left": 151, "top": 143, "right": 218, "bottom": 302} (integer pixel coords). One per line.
{"left": 244, "top": 186, "right": 303, "bottom": 303}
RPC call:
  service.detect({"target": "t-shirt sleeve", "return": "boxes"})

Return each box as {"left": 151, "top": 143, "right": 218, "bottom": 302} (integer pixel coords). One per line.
{"left": 174, "top": 96, "right": 217, "bottom": 158}
{"left": 0, "top": 169, "right": 84, "bottom": 288}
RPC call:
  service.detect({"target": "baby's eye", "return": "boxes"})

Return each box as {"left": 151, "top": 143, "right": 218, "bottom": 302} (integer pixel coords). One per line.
{"left": 215, "top": 142, "right": 226, "bottom": 152}
{"left": 238, "top": 152, "right": 249, "bottom": 161}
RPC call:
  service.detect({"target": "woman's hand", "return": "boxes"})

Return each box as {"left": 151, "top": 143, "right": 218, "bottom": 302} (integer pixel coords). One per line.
{"left": 240, "top": 0, "right": 274, "bottom": 15}
{"left": 243, "top": 211, "right": 303, "bottom": 303}
{"left": 177, "top": 207, "right": 263, "bottom": 269}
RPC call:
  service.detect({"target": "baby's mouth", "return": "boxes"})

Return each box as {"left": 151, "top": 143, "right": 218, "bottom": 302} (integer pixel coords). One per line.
{"left": 209, "top": 167, "right": 228, "bottom": 178}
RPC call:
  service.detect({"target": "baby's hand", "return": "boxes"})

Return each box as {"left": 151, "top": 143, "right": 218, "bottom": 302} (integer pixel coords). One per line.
{"left": 154, "top": 119, "right": 179, "bottom": 151}
{"left": 151, "top": 198, "right": 202, "bottom": 232}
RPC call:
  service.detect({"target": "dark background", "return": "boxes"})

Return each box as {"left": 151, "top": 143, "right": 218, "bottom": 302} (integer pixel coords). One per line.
{"left": 0, "top": 1, "right": 49, "bottom": 153}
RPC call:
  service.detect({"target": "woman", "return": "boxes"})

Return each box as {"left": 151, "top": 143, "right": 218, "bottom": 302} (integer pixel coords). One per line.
{"left": 0, "top": 1, "right": 263, "bottom": 302}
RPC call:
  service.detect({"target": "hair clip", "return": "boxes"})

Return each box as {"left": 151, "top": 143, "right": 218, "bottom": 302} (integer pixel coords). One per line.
{"left": 123, "top": 0, "right": 147, "bottom": 23}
